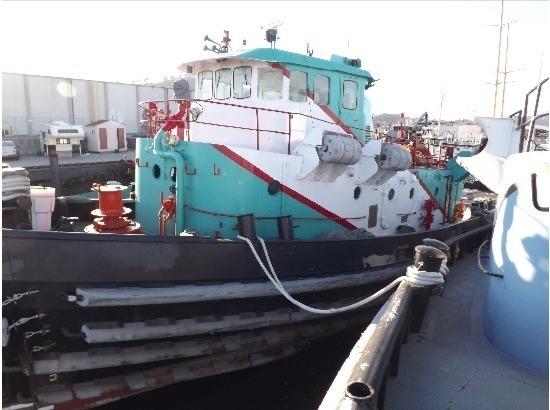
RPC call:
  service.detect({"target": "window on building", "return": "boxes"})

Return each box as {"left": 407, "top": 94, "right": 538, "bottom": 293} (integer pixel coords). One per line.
{"left": 289, "top": 71, "right": 307, "bottom": 102}
{"left": 215, "top": 68, "right": 232, "bottom": 100}
{"left": 313, "top": 75, "right": 330, "bottom": 104}
{"left": 56, "top": 138, "right": 69, "bottom": 144}
{"left": 258, "top": 68, "right": 283, "bottom": 100}
{"left": 342, "top": 80, "right": 358, "bottom": 109}
{"left": 197, "top": 71, "right": 213, "bottom": 99}
{"left": 233, "top": 66, "right": 252, "bottom": 99}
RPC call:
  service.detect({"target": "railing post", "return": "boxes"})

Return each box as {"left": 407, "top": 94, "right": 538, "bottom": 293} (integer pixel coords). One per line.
{"left": 255, "top": 108, "right": 260, "bottom": 150}
{"left": 288, "top": 114, "right": 292, "bottom": 155}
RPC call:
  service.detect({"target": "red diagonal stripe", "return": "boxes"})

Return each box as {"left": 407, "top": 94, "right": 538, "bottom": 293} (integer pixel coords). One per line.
{"left": 213, "top": 144, "right": 356, "bottom": 230}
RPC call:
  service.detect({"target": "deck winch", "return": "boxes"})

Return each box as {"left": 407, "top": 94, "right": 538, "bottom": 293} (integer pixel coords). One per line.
{"left": 84, "top": 184, "right": 141, "bottom": 234}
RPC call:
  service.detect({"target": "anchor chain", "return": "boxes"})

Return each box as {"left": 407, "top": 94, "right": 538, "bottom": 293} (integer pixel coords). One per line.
{"left": 2, "top": 290, "right": 39, "bottom": 306}
{"left": 8, "top": 313, "right": 46, "bottom": 332}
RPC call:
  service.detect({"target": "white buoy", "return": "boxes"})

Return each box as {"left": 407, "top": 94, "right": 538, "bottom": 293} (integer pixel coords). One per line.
{"left": 30, "top": 186, "right": 56, "bottom": 231}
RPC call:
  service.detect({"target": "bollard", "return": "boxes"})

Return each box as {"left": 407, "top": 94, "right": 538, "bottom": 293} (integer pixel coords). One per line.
{"left": 236, "top": 214, "right": 257, "bottom": 239}
{"left": 409, "top": 245, "right": 446, "bottom": 333}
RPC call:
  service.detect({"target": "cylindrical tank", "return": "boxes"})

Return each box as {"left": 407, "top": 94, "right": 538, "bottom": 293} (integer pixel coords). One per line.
{"left": 30, "top": 186, "right": 56, "bottom": 231}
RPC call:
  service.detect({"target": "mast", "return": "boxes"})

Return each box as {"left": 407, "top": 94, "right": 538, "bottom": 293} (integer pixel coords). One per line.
{"left": 500, "top": 23, "right": 511, "bottom": 118}
{"left": 492, "top": 0, "right": 504, "bottom": 117}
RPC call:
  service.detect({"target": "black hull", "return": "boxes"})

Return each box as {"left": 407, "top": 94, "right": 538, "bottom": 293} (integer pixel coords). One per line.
{"left": 2, "top": 217, "right": 491, "bottom": 409}
{"left": 3, "top": 217, "right": 487, "bottom": 284}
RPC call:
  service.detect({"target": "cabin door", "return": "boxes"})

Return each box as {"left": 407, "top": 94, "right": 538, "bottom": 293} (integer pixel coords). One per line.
{"left": 99, "top": 128, "right": 108, "bottom": 150}
{"left": 117, "top": 128, "right": 125, "bottom": 149}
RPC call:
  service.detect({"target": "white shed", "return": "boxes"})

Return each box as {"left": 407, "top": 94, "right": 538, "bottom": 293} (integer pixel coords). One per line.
{"left": 84, "top": 120, "right": 127, "bottom": 153}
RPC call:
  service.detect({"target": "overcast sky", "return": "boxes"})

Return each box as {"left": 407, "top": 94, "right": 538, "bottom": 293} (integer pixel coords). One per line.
{"left": 1, "top": 1, "right": 548, "bottom": 120}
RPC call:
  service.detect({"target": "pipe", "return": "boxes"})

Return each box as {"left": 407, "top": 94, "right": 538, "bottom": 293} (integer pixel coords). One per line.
{"left": 343, "top": 281, "right": 413, "bottom": 409}
{"left": 152, "top": 128, "right": 185, "bottom": 234}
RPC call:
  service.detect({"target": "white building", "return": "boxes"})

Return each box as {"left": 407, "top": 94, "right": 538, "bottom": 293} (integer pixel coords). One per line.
{"left": 85, "top": 120, "right": 127, "bottom": 152}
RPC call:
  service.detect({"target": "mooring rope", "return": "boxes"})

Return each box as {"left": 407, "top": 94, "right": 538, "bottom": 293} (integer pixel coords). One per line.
{"left": 238, "top": 235, "right": 445, "bottom": 315}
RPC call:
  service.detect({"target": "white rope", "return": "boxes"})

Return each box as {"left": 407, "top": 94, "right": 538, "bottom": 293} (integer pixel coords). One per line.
{"left": 238, "top": 235, "right": 445, "bottom": 315}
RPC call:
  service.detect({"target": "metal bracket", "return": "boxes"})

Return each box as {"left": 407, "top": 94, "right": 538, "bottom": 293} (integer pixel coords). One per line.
{"left": 136, "top": 158, "right": 148, "bottom": 167}
{"left": 185, "top": 163, "right": 197, "bottom": 175}
{"left": 213, "top": 163, "right": 221, "bottom": 175}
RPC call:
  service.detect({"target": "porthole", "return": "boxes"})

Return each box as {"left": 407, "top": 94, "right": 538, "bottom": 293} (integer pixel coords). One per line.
{"left": 353, "top": 186, "right": 361, "bottom": 199}
{"left": 152, "top": 164, "right": 161, "bottom": 179}
{"left": 409, "top": 188, "right": 414, "bottom": 199}
{"left": 170, "top": 167, "right": 177, "bottom": 182}
{"left": 388, "top": 188, "right": 395, "bottom": 201}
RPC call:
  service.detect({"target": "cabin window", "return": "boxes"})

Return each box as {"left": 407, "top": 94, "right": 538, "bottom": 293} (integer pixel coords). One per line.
{"left": 342, "top": 80, "right": 358, "bottom": 109}
{"left": 198, "top": 70, "right": 213, "bottom": 99}
{"left": 215, "top": 68, "right": 232, "bottom": 99}
{"left": 289, "top": 71, "right": 307, "bottom": 102}
{"left": 258, "top": 68, "right": 283, "bottom": 100}
{"left": 313, "top": 75, "right": 330, "bottom": 104}
{"left": 233, "top": 66, "right": 252, "bottom": 99}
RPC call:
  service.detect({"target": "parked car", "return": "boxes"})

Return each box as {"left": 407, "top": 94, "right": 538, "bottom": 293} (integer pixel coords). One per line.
{"left": 2, "top": 141, "right": 19, "bottom": 160}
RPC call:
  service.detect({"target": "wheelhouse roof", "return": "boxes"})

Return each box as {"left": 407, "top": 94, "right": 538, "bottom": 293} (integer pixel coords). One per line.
{"left": 178, "top": 48, "right": 374, "bottom": 83}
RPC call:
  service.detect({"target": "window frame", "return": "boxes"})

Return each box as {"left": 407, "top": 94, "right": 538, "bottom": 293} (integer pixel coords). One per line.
{"left": 313, "top": 75, "right": 330, "bottom": 105}
{"left": 288, "top": 70, "right": 308, "bottom": 103}
{"left": 214, "top": 68, "right": 232, "bottom": 100}
{"left": 257, "top": 68, "right": 283, "bottom": 100}
{"left": 342, "top": 79, "right": 358, "bottom": 110}
{"left": 197, "top": 70, "right": 213, "bottom": 100}
{"left": 233, "top": 66, "right": 252, "bottom": 99}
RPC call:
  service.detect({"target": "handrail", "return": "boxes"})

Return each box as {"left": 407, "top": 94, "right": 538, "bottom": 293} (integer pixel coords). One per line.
{"left": 519, "top": 77, "right": 549, "bottom": 152}
{"left": 139, "top": 98, "right": 370, "bottom": 135}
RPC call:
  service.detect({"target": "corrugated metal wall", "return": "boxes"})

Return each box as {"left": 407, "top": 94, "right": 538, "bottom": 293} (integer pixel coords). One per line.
{"left": 1, "top": 73, "right": 186, "bottom": 136}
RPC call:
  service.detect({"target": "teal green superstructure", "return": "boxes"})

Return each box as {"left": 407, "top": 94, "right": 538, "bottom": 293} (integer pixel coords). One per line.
{"left": 238, "top": 48, "right": 375, "bottom": 143}
{"left": 136, "top": 138, "right": 345, "bottom": 238}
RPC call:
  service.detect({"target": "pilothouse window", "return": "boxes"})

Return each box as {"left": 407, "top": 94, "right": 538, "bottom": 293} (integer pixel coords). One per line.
{"left": 342, "top": 80, "right": 358, "bottom": 109}
{"left": 198, "top": 71, "right": 213, "bottom": 99}
{"left": 314, "top": 75, "right": 330, "bottom": 104}
{"left": 289, "top": 71, "right": 307, "bottom": 102}
{"left": 258, "top": 68, "right": 283, "bottom": 100}
{"left": 215, "top": 68, "right": 231, "bottom": 100}
{"left": 233, "top": 66, "right": 252, "bottom": 99}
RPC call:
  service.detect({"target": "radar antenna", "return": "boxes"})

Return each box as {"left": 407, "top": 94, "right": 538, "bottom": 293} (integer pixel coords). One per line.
{"left": 260, "top": 20, "right": 284, "bottom": 49}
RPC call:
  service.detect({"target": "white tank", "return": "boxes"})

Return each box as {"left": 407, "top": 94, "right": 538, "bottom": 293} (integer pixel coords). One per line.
{"left": 30, "top": 186, "right": 56, "bottom": 231}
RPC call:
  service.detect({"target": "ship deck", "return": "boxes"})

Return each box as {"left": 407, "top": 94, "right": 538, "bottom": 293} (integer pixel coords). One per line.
{"left": 385, "top": 254, "right": 548, "bottom": 409}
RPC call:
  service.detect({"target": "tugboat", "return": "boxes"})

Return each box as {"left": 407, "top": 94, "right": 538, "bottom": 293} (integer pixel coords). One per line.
{"left": 2, "top": 31, "right": 491, "bottom": 409}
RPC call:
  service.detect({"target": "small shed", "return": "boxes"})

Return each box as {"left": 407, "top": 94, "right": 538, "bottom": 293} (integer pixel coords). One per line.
{"left": 84, "top": 120, "right": 127, "bottom": 153}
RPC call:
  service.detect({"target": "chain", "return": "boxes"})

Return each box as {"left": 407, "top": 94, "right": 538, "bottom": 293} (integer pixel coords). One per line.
{"left": 24, "top": 328, "right": 50, "bottom": 339}
{"left": 2, "top": 290, "right": 39, "bottom": 306}
{"left": 8, "top": 313, "right": 46, "bottom": 332}
{"left": 32, "top": 341, "right": 56, "bottom": 353}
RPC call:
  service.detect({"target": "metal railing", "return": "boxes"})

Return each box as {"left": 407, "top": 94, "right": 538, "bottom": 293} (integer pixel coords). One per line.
{"left": 139, "top": 99, "right": 370, "bottom": 154}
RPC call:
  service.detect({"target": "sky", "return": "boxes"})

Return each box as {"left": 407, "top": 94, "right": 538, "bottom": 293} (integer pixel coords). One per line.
{"left": 1, "top": 1, "right": 548, "bottom": 120}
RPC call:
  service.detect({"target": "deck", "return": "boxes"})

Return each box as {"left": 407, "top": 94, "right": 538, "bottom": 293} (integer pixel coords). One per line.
{"left": 385, "top": 254, "right": 548, "bottom": 410}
